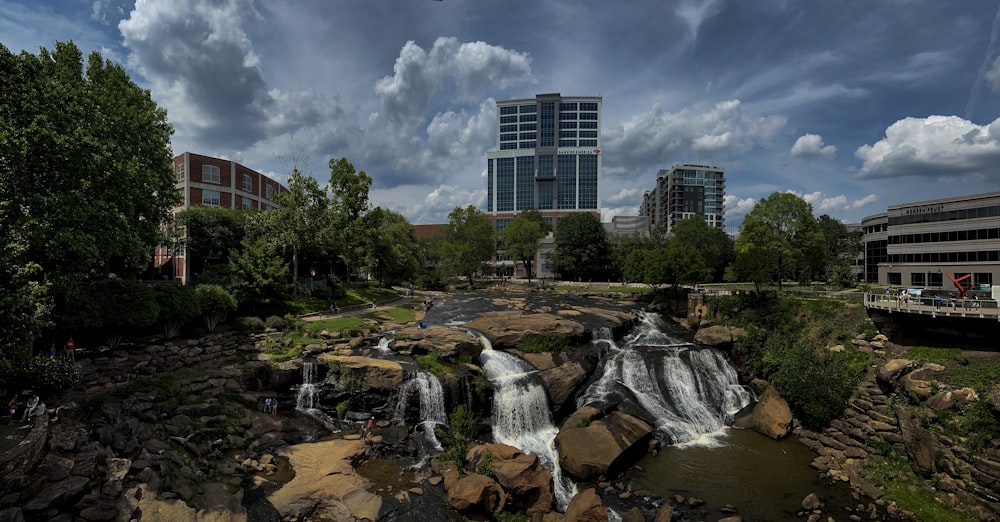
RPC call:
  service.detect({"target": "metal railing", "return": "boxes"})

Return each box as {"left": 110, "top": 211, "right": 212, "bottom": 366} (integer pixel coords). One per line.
{"left": 864, "top": 292, "right": 1000, "bottom": 319}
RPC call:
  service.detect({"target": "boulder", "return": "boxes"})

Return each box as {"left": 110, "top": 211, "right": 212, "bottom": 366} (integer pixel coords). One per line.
{"left": 563, "top": 488, "right": 607, "bottom": 522}
{"left": 446, "top": 474, "right": 505, "bottom": 512}
{"left": 801, "top": 492, "right": 822, "bottom": 510}
{"left": 653, "top": 503, "right": 673, "bottom": 522}
{"left": 876, "top": 359, "right": 917, "bottom": 387}
{"left": 736, "top": 385, "right": 793, "bottom": 440}
{"left": 466, "top": 443, "right": 554, "bottom": 514}
{"left": 927, "top": 388, "right": 979, "bottom": 411}
{"left": 538, "top": 362, "right": 587, "bottom": 413}
{"left": 466, "top": 311, "right": 586, "bottom": 349}
{"left": 391, "top": 326, "right": 483, "bottom": 358}
{"left": 556, "top": 409, "right": 653, "bottom": 480}
{"left": 898, "top": 363, "right": 945, "bottom": 400}
{"left": 988, "top": 384, "right": 1000, "bottom": 415}
{"left": 895, "top": 404, "right": 950, "bottom": 477}
{"left": 693, "top": 325, "right": 744, "bottom": 347}
{"left": 317, "top": 355, "right": 404, "bottom": 390}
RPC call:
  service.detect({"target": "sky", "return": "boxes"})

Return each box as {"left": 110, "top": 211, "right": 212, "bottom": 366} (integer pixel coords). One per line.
{"left": 4, "top": 0, "right": 1000, "bottom": 231}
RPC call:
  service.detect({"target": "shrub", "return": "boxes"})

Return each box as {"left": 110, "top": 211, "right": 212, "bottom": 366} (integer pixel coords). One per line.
{"left": 475, "top": 449, "right": 494, "bottom": 477}
{"left": 771, "top": 340, "right": 860, "bottom": 429}
{"left": 336, "top": 400, "right": 349, "bottom": 419}
{"left": 25, "top": 355, "right": 80, "bottom": 395}
{"left": 518, "top": 333, "right": 570, "bottom": 353}
{"left": 416, "top": 352, "right": 451, "bottom": 376}
{"left": 265, "top": 315, "right": 286, "bottom": 330}
{"left": 438, "top": 405, "right": 476, "bottom": 466}
{"left": 235, "top": 316, "right": 266, "bottom": 332}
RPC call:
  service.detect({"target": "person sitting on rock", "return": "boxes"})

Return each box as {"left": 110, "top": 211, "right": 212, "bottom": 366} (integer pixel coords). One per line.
{"left": 27, "top": 400, "right": 45, "bottom": 428}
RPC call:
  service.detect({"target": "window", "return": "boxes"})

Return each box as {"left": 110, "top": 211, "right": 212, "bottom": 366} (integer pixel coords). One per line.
{"left": 579, "top": 102, "right": 598, "bottom": 111}
{"left": 579, "top": 130, "right": 598, "bottom": 138}
{"left": 175, "top": 163, "right": 185, "bottom": 181}
{"left": 242, "top": 198, "right": 252, "bottom": 209}
{"left": 519, "top": 104, "right": 536, "bottom": 113}
{"left": 202, "top": 165, "right": 221, "bottom": 183}
{"left": 519, "top": 113, "right": 537, "bottom": 122}
{"left": 242, "top": 174, "right": 252, "bottom": 192}
{"left": 559, "top": 111, "right": 577, "bottom": 121}
{"left": 501, "top": 124, "right": 518, "bottom": 133}
{"left": 579, "top": 113, "right": 598, "bottom": 120}
{"left": 559, "top": 139, "right": 577, "bottom": 147}
{"left": 559, "top": 130, "right": 577, "bottom": 139}
{"left": 176, "top": 187, "right": 185, "bottom": 202}
{"left": 519, "top": 123, "right": 536, "bottom": 131}
{"left": 497, "top": 158, "right": 515, "bottom": 212}
{"left": 500, "top": 106, "right": 518, "bottom": 115}
{"left": 518, "top": 141, "right": 536, "bottom": 149}
{"left": 579, "top": 139, "right": 598, "bottom": 147}
{"left": 265, "top": 184, "right": 274, "bottom": 199}
{"left": 559, "top": 121, "right": 578, "bottom": 129}
{"left": 501, "top": 116, "right": 518, "bottom": 124}
{"left": 559, "top": 102, "right": 578, "bottom": 111}
{"left": 578, "top": 121, "right": 598, "bottom": 129}
{"left": 501, "top": 143, "right": 518, "bottom": 150}
{"left": 501, "top": 133, "right": 518, "bottom": 142}
{"left": 202, "top": 189, "right": 221, "bottom": 207}
{"left": 519, "top": 132, "right": 537, "bottom": 140}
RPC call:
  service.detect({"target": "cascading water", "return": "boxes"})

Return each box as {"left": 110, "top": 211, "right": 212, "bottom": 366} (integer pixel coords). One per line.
{"left": 394, "top": 370, "right": 448, "bottom": 450}
{"left": 579, "top": 312, "right": 753, "bottom": 446}
{"left": 375, "top": 336, "right": 392, "bottom": 354}
{"left": 295, "top": 361, "right": 339, "bottom": 432}
{"left": 474, "top": 330, "right": 577, "bottom": 510}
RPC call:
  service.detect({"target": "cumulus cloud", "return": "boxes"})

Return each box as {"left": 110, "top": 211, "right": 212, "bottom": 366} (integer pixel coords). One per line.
{"left": 724, "top": 195, "right": 757, "bottom": 218}
{"left": 604, "top": 187, "right": 645, "bottom": 207}
{"left": 374, "top": 37, "right": 534, "bottom": 128}
{"left": 791, "top": 133, "right": 836, "bottom": 159}
{"left": 602, "top": 99, "right": 787, "bottom": 179}
{"left": 425, "top": 99, "right": 496, "bottom": 159}
{"left": 792, "top": 190, "right": 879, "bottom": 213}
{"left": 118, "top": 0, "right": 336, "bottom": 148}
{"left": 855, "top": 115, "right": 1000, "bottom": 179}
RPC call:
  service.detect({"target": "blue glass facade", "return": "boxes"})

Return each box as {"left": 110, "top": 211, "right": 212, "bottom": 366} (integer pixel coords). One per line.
{"left": 496, "top": 157, "right": 514, "bottom": 212}
{"left": 516, "top": 156, "right": 535, "bottom": 210}
{"left": 557, "top": 155, "right": 577, "bottom": 210}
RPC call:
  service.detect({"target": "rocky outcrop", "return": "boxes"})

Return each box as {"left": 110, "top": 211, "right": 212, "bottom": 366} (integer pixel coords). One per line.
{"left": 735, "top": 385, "right": 792, "bottom": 440}
{"left": 537, "top": 362, "right": 587, "bottom": 414}
{"left": 562, "top": 488, "right": 607, "bottom": 522}
{"left": 555, "top": 407, "right": 653, "bottom": 480}
{"left": 269, "top": 438, "right": 380, "bottom": 521}
{"left": 391, "top": 326, "right": 483, "bottom": 358}
{"left": 693, "top": 325, "right": 745, "bottom": 347}
{"left": 317, "top": 354, "right": 404, "bottom": 390}
{"left": 466, "top": 311, "right": 586, "bottom": 349}
{"left": 446, "top": 473, "right": 505, "bottom": 512}
{"left": 466, "top": 443, "right": 554, "bottom": 514}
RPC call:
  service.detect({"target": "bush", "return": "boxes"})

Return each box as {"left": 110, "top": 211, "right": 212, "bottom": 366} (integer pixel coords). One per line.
{"left": 438, "top": 405, "right": 476, "bottom": 466}
{"left": 519, "top": 333, "right": 570, "bottom": 353}
{"left": 771, "top": 341, "right": 860, "bottom": 429}
{"left": 25, "top": 355, "right": 80, "bottom": 395}
{"left": 265, "top": 315, "right": 286, "bottom": 330}
{"left": 235, "top": 316, "right": 266, "bottom": 332}
{"left": 336, "top": 400, "right": 349, "bottom": 419}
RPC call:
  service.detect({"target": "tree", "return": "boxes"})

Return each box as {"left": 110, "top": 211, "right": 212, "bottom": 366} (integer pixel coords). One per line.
{"left": 499, "top": 209, "right": 550, "bottom": 283}
{"left": 552, "top": 213, "right": 611, "bottom": 282}
{"left": 326, "top": 157, "right": 373, "bottom": 283}
{"left": 669, "top": 216, "right": 734, "bottom": 282}
{"left": 366, "top": 207, "right": 420, "bottom": 287}
{"left": 0, "top": 41, "right": 177, "bottom": 347}
{"left": 0, "top": 203, "right": 51, "bottom": 360}
{"left": 195, "top": 285, "right": 237, "bottom": 332}
{"left": 174, "top": 207, "right": 249, "bottom": 279}
{"left": 732, "top": 193, "right": 825, "bottom": 290}
{"left": 816, "top": 214, "right": 861, "bottom": 285}
{"left": 443, "top": 206, "right": 495, "bottom": 287}
{"left": 92, "top": 276, "right": 159, "bottom": 350}
{"left": 153, "top": 284, "right": 201, "bottom": 340}
{"left": 229, "top": 238, "right": 290, "bottom": 313}
{"left": 269, "top": 169, "right": 330, "bottom": 298}
{"left": 608, "top": 232, "right": 655, "bottom": 284}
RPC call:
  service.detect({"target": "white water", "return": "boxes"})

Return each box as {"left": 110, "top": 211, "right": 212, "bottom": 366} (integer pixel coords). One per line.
{"left": 295, "top": 361, "right": 339, "bottom": 432}
{"left": 394, "top": 370, "right": 448, "bottom": 450}
{"left": 474, "top": 330, "right": 577, "bottom": 510}
{"left": 579, "top": 311, "right": 753, "bottom": 446}
{"left": 375, "top": 336, "right": 392, "bottom": 353}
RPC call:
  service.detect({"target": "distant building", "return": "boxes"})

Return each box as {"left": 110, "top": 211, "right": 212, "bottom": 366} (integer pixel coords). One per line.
{"left": 152, "top": 152, "right": 289, "bottom": 283}
{"left": 860, "top": 191, "right": 1000, "bottom": 290}
{"left": 484, "top": 93, "right": 603, "bottom": 277}
{"left": 640, "top": 164, "right": 725, "bottom": 233}
{"left": 606, "top": 215, "right": 651, "bottom": 237}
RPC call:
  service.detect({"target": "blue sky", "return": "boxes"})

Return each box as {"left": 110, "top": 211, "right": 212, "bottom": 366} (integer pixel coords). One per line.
{"left": 4, "top": 0, "right": 1000, "bottom": 230}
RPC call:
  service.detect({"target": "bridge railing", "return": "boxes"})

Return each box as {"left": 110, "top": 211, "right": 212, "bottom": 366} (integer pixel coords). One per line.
{"left": 864, "top": 292, "right": 1000, "bottom": 318}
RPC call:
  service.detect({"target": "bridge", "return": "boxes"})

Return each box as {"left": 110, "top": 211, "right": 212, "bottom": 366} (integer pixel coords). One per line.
{"left": 864, "top": 292, "right": 1000, "bottom": 342}
{"left": 864, "top": 292, "right": 1000, "bottom": 320}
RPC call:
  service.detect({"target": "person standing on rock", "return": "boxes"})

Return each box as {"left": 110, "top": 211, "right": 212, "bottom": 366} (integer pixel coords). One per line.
{"left": 64, "top": 336, "right": 75, "bottom": 361}
{"left": 264, "top": 397, "right": 271, "bottom": 413}
{"left": 8, "top": 395, "right": 18, "bottom": 423}
{"left": 365, "top": 416, "right": 374, "bottom": 439}
{"left": 271, "top": 398, "right": 278, "bottom": 415}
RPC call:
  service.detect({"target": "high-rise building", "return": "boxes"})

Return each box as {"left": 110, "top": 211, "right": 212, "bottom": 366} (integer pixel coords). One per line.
{"left": 639, "top": 164, "right": 725, "bottom": 232}
{"left": 484, "top": 93, "right": 603, "bottom": 277}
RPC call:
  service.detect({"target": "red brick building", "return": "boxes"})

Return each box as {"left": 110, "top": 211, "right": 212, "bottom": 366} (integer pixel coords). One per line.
{"left": 152, "top": 152, "right": 289, "bottom": 283}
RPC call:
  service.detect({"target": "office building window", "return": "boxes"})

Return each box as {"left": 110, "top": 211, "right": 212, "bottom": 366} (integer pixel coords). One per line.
{"left": 242, "top": 198, "right": 252, "bottom": 209}
{"left": 579, "top": 130, "right": 598, "bottom": 138}
{"left": 579, "top": 102, "right": 598, "bottom": 111}
{"left": 559, "top": 111, "right": 577, "bottom": 121}
{"left": 516, "top": 156, "right": 535, "bottom": 210}
{"left": 175, "top": 163, "right": 185, "bottom": 181}
{"left": 578, "top": 155, "right": 598, "bottom": 210}
{"left": 540, "top": 102, "right": 555, "bottom": 147}
{"left": 501, "top": 143, "right": 518, "bottom": 150}
{"left": 579, "top": 139, "right": 598, "bottom": 147}
{"left": 176, "top": 187, "right": 185, "bottom": 201}
{"left": 578, "top": 121, "right": 598, "bottom": 129}
{"left": 520, "top": 123, "right": 537, "bottom": 131}
{"left": 496, "top": 217, "right": 512, "bottom": 232}
{"left": 487, "top": 159, "right": 494, "bottom": 212}
{"left": 501, "top": 124, "right": 518, "bottom": 133}
{"left": 241, "top": 174, "right": 252, "bottom": 192}
{"left": 559, "top": 121, "right": 578, "bottom": 129}
{"left": 559, "top": 139, "right": 577, "bottom": 147}
{"left": 579, "top": 112, "right": 598, "bottom": 120}
{"left": 519, "top": 141, "right": 536, "bottom": 149}
{"left": 265, "top": 184, "right": 274, "bottom": 199}
{"left": 559, "top": 130, "right": 577, "bottom": 139}
{"left": 558, "top": 155, "right": 577, "bottom": 209}
{"left": 202, "top": 190, "right": 221, "bottom": 206}
{"left": 497, "top": 158, "right": 515, "bottom": 212}
{"left": 559, "top": 102, "right": 578, "bottom": 111}
{"left": 519, "top": 132, "right": 537, "bottom": 140}
{"left": 519, "top": 104, "right": 536, "bottom": 113}
{"left": 501, "top": 133, "right": 517, "bottom": 142}
{"left": 519, "top": 113, "right": 537, "bottom": 122}
{"left": 501, "top": 116, "right": 518, "bottom": 124}
{"left": 500, "top": 106, "right": 518, "bottom": 115}
{"left": 538, "top": 179, "right": 554, "bottom": 210}
{"left": 202, "top": 165, "right": 221, "bottom": 183}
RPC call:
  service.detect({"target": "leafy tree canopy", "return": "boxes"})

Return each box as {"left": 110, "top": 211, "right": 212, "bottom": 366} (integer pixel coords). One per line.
{"left": 732, "top": 192, "right": 825, "bottom": 290}
{"left": 443, "top": 205, "right": 495, "bottom": 286}
{"left": 552, "top": 212, "right": 610, "bottom": 282}
{"left": 499, "top": 209, "right": 550, "bottom": 282}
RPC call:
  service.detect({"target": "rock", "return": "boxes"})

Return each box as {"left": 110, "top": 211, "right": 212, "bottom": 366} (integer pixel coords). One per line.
{"left": 0, "top": 508, "right": 24, "bottom": 522}
{"left": 22, "top": 476, "right": 90, "bottom": 512}
{"left": 538, "top": 362, "right": 587, "bottom": 413}
{"left": 446, "top": 474, "right": 505, "bottom": 512}
{"left": 653, "top": 503, "right": 673, "bottom": 522}
{"left": 801, "top": 492, "right": 822, "bottom": 510}
{"left": 466, "top": 311, "right": 586, "bottom": 349}
{"left": 693, "top": 325, "right": 744, "bottom": 347}
{"left": 876, "top": 359, "right": 917, "bottom": 387}
{"left": 390, "top": 326, "right": 483, "bottom": 358}
{"left": 898, "top": 363, "right": 945, "bottom": 399}
{"left": 563, "top": 488, "right": 607, "bottom": 522}
{"left": 735, "top": 385, "right": 793, "bottom": 440}
{"left": 556, "top": 410, "right": 653, "bottom": 480}
{"left": 41, "top": 454, "right": 75, "bottom": 482}
{"left": 828, "top": 344, "right": 845, "bottom": 353}
{"left": 895, "top": 405, "right": 949, "bottom": 476}
{"left": 75, "top": 495, "right": 119, "bottom": 521}
{"left": 988, "top": 384, "right": 1000, "bottom": 415}
{"left": 466, "top": 443, "right": 554, "bottom": 514}
{"left": 620, "top": 507, "right": 643, "bottom": 522}
{"left": 718, "top": 517, "right": 742, "bottom": 522}
{"left": 317, "top": 355, "right": 405, "bottom": 390}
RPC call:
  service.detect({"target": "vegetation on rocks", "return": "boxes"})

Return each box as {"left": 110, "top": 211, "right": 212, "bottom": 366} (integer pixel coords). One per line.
{"left": 518, "top": 332, "right": 570, "bottom": 353}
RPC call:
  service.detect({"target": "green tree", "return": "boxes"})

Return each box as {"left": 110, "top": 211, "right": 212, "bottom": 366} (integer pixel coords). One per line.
{"left": 499, "top": 209, "right": 550, "bottom": 283}
{"left": 270, "top": 169, "right": 330, "bottom": 298}
{"left": 552, "top": 213, "right": 610, "bottom": 282}
{"left": 817, "top": 214, "right": 861, "bottom": 286}
{"left": 153, "top": 284, "right": 201, "bottom": 340}
{"left": 229, "top": 238, "right": 289, "bottom": 313}
{"left": 174, "top": 207, "right": 249, "bottom": 279}
{"left": 669, "top": 216, "right": 734, "bottom": 282}
{"left": 443, "top": 206, "right": 495, "bottom": 287}
{"left": 195, "top": 284, "right": 237, "bottom": 332}
{"left": 0, "top": 204, "right": 51, "bottom": 360}
{"left": 366, "top": 207, "right": 420, "bottom": 287}
{"left": 92, "top": 276, "right": 159, "bottom": 350}
{"left": 608, "top": 232, "right": 655, "bottom": 284}
{"left": 732, "top": 193, "right": 825, "bottom": 291}
{"left": 326, "top": 158, "right": 373, "bottom": 283}
{"left": 0, "top": 41, "right": 177, "bottom": 348}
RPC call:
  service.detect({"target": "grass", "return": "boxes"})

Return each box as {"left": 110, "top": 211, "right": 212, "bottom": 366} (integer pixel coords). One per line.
{"left": 268, "top": 345, "right": 301, "bottom": 363}
{"left": 901, "top": 346, "right": 1000, "bottom": 392}
{"left": 865, "top": 453, "right": 977, "bottom": 522}
{"left": 416, "top": 352, "right": 452, "bottom": 376}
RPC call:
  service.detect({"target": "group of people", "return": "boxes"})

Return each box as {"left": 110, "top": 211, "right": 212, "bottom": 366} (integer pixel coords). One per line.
{"left": 262, "top": 397, "right": 279, "bottom": 415}
{"left": 7, "top": 391, "right": 46, "bottom": 427}
{"left": 45, "top": 337, "right": 76, "bottom": 360}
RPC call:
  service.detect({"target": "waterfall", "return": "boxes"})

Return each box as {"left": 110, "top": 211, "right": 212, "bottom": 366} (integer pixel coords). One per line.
{"left": 394, "top": 370, "right": 448, "bottom": 450}
{"left": 474, "top": 330, "right": 577, "bottom": 510}
{"left": 578, "top": 311, "right": 753, "bottom": 446}
{"left": 295, "top": 361, "right": 339, "bottom": 432}
{"left": 375, "top": 336, "right": 392, "bottom": 353}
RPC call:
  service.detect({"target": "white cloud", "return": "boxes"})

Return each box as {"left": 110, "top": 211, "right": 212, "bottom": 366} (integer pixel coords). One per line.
{"left": 985, "top": 55, "right": 1000, "bottom": 92}
{"left": 724, "top": 195, "right": 757, "bottom": 218}
{"left": 791, "top": 133, "right": 837, "bottom": 159}
{"left": 791, "top": 190, "right": 879, "bottom": 213}
{"left": 675, "top": 0, "right": 724, "bottom": 49}
{"left": 601, "top": 206, "right": 640, "bottom": 223}
{"left": 604, "top": 187, "right": 645, "bottom": 207}
{"left": 855, "top": 115, "right": 1000, "bottom": 179}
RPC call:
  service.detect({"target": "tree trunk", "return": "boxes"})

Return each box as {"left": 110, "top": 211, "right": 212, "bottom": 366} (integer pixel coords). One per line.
{"left": 292, "top": 246, "right": 299, "bottom": 298}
